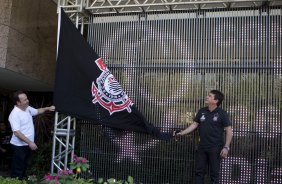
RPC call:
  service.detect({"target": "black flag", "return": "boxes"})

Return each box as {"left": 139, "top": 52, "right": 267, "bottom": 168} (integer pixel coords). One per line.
{"left": 54, "top": 9, "right": 172, "bottom": 140}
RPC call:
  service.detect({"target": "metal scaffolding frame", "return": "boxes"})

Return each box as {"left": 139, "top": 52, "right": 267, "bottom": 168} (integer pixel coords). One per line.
{"left": 51, "top": 112, "right": 76, "bottom": 173}
{"left": 52, "top": 0, "right": 282, "bottom": 173}
{"left": 55, "top": 0, "right": 282, "bottom": 31}
{"left": 58, "top": 0, "right": 282, "bottom": 17}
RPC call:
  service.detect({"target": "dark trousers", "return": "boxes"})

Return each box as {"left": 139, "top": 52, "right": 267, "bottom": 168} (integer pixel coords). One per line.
{"left": 195, "top": 147, "right": 222, "bottom": 184}
{"left": 10, "top": 145, "right": 31, "bottom": 180}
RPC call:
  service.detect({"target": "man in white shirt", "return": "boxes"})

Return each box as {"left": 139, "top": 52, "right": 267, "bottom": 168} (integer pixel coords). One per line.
{"left": 8, "top": 91, "right": 55, "bottom": 180}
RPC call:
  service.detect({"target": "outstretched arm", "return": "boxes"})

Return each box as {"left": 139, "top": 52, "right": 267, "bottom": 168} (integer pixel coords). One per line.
{"left": 37, "top": 105, "right": 55, "bottom": 114}
{"left": 176, "top": 122, "right": 199, "bottom": 136}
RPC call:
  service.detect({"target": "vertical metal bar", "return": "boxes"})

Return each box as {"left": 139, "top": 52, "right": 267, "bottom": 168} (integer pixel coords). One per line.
{"left": 80, "top": 16, "right": 84, "bottom": 34}
{"left": 88, "top": 15, "right": 92, "bottom": 47}
{"left": 71, "top": 119, "right": 76, "bottom": 163}
{"left": 56, "top": 8, "right": 62, "bottom": 59}
{"left": 51, "top": 112, "right": 59, "bottom": 173}
{"left": 64, "top": 117, "right": 71, "bottom": 169}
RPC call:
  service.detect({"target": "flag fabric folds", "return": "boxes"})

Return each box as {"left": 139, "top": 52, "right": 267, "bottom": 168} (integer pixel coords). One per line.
{"left": 53, "top": 9, "right": 172, "bottom": 140}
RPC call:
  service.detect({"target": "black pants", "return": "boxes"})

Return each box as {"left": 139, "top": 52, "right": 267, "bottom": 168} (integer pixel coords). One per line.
{"left": 10, "top": 145, "right": 31, "bottom": 180}
{"left": 195, "top": 147, "right": 222, "bottom": 184}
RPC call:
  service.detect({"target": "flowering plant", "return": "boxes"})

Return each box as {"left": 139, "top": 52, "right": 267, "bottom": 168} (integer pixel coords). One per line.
{"left": 69, "top": 154, "right": 90, "bottom": 174}
{"left": 43, "top": 170, "right": 77, "bottom": 184}
{"left": 25, "top": 154, "right": 138, "bottom": 183}
{"left": 40, "top": 154, "right": 92, "bottom": 184}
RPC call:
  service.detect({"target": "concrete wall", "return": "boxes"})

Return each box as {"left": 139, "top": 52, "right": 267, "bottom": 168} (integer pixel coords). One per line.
{"left": 0, "top": 0, "right": 12, "bottom": 68}
{"left": 0, "top": 0, "right": 57, "bottom": 90}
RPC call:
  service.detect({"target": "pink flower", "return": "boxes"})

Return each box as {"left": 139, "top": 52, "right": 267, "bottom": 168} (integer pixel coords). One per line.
{"left": 44, "top": 174, "right": 53, "bottom": 181}
{"left": 82, "top": 158, "right": 87, "bottom": 164}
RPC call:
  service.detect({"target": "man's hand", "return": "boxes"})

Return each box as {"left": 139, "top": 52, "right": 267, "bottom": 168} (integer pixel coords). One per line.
{"left": 220, "top": 147, "right": 229, "bottom": 158}
{"left": 48, "top": 105, "right": 55, "bottom": 111}
{"left": 28, "top": 142, "right": 38, "bottom": 151}
{"left": 14, "top": 130, "right": 38, "bottom": 150}
{"left": 38, "top": 106, "right": 56, "bottom": 114}
{"left": 173, "top": 130, "right": 181, "bottom": 137}
{"left": 173, "top": 130, "right": 182, "bottom": 141}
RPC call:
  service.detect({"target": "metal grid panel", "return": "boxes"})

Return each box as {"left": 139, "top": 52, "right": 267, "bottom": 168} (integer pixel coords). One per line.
{"left": 79, "top": 7, "right": 281, "bottom": 184}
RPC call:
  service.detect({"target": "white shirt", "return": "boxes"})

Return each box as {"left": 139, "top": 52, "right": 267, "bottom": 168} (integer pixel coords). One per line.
{"left": 9, "top": 106, "right": 38, "bottom": 146}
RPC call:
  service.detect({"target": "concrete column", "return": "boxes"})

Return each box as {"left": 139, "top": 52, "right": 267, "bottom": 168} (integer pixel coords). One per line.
{"left": 0, "top": 0, "right": 57, "bottom": 91}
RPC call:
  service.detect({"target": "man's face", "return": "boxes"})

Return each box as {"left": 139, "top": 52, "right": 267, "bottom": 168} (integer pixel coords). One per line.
{"left": 17, "top": 93, "right": 29, "bottom": 110}
{"left": 205, "top": 93, "right": 218, "bottom": 106}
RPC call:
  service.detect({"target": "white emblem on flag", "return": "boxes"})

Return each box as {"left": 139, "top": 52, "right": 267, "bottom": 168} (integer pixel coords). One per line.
{"left": 91, "top": 58, "right": 133, "bottom": 115}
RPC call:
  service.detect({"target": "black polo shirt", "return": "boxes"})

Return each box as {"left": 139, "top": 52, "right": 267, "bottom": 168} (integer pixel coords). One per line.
{"left": 193, "top": 107, "right": 231, "bottom": 149}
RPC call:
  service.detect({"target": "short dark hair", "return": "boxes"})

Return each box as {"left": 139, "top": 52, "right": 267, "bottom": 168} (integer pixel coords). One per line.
{"left": 12, "top": 90, "right": 25, "bottom": 105}
{"left": 210, "top": 90, "right": 224, "bottom": 106}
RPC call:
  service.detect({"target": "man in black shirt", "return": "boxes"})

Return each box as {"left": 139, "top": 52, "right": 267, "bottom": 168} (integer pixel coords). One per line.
{"left": 176, "top": 90, "right": 232, "bottom": 184}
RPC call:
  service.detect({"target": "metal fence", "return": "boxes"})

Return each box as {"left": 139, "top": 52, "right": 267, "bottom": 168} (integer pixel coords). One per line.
{"left": 79, "top": 7, "right": 282, "bottom": 184}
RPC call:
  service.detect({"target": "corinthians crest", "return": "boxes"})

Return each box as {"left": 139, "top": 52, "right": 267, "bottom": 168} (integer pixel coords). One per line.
{"left": 91, "top": 58, "right": 133, "bottom": 115}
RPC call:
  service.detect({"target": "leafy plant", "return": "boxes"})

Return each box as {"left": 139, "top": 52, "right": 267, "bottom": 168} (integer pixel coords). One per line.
{"left": 97, "top": 176, "right": 135, "bottom": 184}
{"left": 42, "top": 170, "right": 93, "bottom": 184}
{"left": 34, "top": 154, "right": 93, "bottom": 184}
{"left": 0, "top": 176, "right": 27, "bottom": 184}
{"left": 3, "top": 155, "right": 139, "bottom": 184}
{"left": 26, "top": 141, "right": 53, "bottom": 179}
{"left": 69, "top": 154, "right": 90, "bottom": 174}
{"left": 1, "top": 175, "right": 138, "bottom": 184}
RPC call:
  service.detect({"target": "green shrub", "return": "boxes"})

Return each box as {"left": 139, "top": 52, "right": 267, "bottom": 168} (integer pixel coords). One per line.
{"left": 26, "top": 141, "right": 53, "bottom": 179}
{"left": 0, "top": 176, "right": 27, "bottom": 184}
{"left": 0, "top": 175, "right": 138, "bottom": 184}
{"left": 7, "top": 154, "right": 140, "bottom": 184}
{"left": 97, "top": 176, "right": 136, "bottom": 184}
